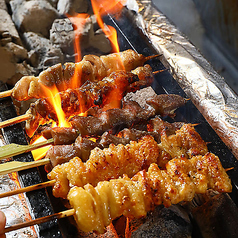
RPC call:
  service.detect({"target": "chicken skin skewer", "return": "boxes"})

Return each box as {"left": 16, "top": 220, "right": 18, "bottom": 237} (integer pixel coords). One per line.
{"left": 68, "top": 152, "right": 232, "bottom": 233}
{"left": 6, "top": 49, "right": 150, "bottom": 101}
{"left": 48, "top": 124, "right": 208, "bottom": 199}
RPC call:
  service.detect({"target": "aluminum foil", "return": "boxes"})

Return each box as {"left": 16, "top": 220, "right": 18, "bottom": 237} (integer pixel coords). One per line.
{"left": 131, "top": 0, "right": 238, "bottom": 159}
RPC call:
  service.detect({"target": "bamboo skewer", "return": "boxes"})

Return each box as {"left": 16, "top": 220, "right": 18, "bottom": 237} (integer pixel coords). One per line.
{"left": 0, "top": 113, "right": 31, "bottom": 129}
{"left": 0, "top": 138, "right": 54, "bottom": 160}
{"left": 3, "top": 208, "right": 75, "bottom": 234}
{"left": 0, "top": 158, "right": 51, "bottom": 176}
{"left": 0, "top": 89, "right": 13, "bottom": 99}
{"left": 0, "top": 179, "right": 55, "bottom": 198}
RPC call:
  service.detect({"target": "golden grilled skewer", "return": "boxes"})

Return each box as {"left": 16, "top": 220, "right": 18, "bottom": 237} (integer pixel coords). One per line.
{"left": 0, "top": 124, "right": 209, "bottom": 198}
{"left": 1, "top": 154, "right": 232, "bottom": 235}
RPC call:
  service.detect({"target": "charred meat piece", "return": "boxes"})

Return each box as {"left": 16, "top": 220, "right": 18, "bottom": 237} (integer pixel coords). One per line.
{"left": 68, "top": 153, "right": 232, "bottom": 233}
{"left": 25, "top": 65, "right": 154, "bottom": 137}
{"left": 148, "top": 117, "right": 185, "bottom": 141}
{"left": 45, "top": 145, "right": 83, "bottom": 172}
{"left": 146, "top": 94, "right": 186, "bottom": 117}
{"left": 42, "top": 127, "right": 79, "bottom": 145}
{"left": 69, "top": 95, "right": 185, "bottom": 137}
{"left": 45, "top": 136, "right": 102, "bottom": 172}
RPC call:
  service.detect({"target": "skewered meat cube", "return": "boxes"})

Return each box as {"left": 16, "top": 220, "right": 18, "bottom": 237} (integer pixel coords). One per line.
{"left": 69, "top": 95, "right": 185, "bottom": 137}
{"left": 68, "top": 153, "right": 232, "bottom": 233}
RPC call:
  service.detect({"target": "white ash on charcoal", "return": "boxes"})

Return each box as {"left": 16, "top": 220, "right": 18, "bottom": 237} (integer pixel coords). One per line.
{"left": 10, "top": 0, "right": 59, "bottom": 38}
{"left": 0, "top": 0, "right": 112, "bottom": 86}
{"left": 57, "top": 0, "right": 90, "bottom": 15}
{"left": 128, "top": 205, "right": 192, "bottom": 238}
{"left": 22, "top": 31, "right": 64, "bottom": 71}
{"left": 0, "top": 7, "right": 34, "bottom": 85}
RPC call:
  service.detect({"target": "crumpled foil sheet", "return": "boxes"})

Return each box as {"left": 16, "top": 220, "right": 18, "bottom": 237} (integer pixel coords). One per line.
{"left": 133, "top": 0, "right": 238, "bottom": 159}
{"left": 0, "top": 136, "right": 38, "bottom": 238}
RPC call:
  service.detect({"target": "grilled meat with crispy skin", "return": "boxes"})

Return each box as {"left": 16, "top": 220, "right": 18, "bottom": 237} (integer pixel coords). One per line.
{"left": 12, "top": 50, "right": 146, "bottom": 101}
{"left": 68, "top": 153, "right": 232, "bottom": 233}
{"left": 48, "top": 124, "right": 208, "bottom": 199}
{"left": 48, "top": 135, "right": 161, "bottom": 198}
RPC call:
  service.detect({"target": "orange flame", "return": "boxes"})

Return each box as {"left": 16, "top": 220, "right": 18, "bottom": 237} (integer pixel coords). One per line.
{"left": 68, "top": 13, "right": 90, "bottom": 62}
{"left": 31, "top": 136, "right": 51, "bottom": 161}
{"left": 43, "top": 85, "right": 70, "bottom": 128}
{"left": 91, "top": 0, "right": 125, "bottom": 54}
{"left": 32, "top": 85, "right": 70, "bottom": 160}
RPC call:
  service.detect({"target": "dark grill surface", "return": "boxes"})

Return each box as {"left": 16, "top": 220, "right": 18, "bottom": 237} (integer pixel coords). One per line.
{"left": 0, "top": 7, "right": 238, "bottom": 237}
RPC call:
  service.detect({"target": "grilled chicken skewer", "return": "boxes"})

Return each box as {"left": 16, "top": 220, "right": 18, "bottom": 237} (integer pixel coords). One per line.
{"left": 2, "top": 153, "right": 231, "bottom": 235}
{"left": 0, "top": 124, "right": 208, "bottom": 198}
{"left": 48, "top": 124, "right": 208, "bottom": 199}
{"left": 68, "top": 153, "right": 232, "bottom": 233}
{"left": 0, "top": 50, "right": 155, "bottom": 101}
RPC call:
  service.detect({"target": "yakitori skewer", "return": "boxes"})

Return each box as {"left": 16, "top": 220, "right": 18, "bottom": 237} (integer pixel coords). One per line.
{"left": 0, "top": 179, "right": 55, "bottom": 199}
{"left": 0, "top": 50, "right": 159, "bottom": 101}
{"left": 0, "top": 114, "right": 31, "bottom": 129}
{"left": 1, "top": 153, "right": 232, "bottom": 235}
{"left": 0, "top": 158, "right": 50, "bottom": 176}
{"left": 0, "top": 124, "right": 209, "bottom": 201}
{"left": 0, "top": 138, "right": 53, "bottom": 160}
{"left": 0, "top": 65, "right": 157, "bottom": 137}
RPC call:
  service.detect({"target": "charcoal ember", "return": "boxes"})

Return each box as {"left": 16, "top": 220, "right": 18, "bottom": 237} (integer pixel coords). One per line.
{"left": 190, "top": 193, "right": 238, "bottom": 238}
{"left": 10, "top": 0, "right": 59, "bottom": 38}
{"left": 129, "top": 205, "right": 192, "bottom": 238}
{"left": 50, "top": 18, "right": 75, "bottom": 55}
{"left": 57, "top": 0, "right": 89, "bottom": 15}
{"left": 0, "top": 8, "right": 22, "bottom": 45}
{"left": 124, "top": 86, "right": 157, "bottom": 109}
{"left": 22, "top": 32, "right": 64, "bottom": 70}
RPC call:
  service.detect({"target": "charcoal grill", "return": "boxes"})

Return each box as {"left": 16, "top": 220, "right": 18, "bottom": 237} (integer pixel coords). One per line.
{"left": 1, "top": 1, "right": 238, "bottom": 237}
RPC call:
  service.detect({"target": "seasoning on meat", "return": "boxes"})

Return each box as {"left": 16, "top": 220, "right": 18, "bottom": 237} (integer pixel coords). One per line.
{"left": 68, "top": 153, "right": 232, "bottom": 233}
